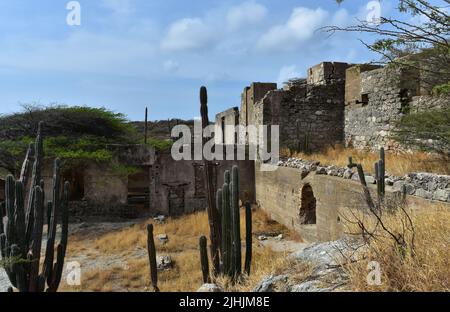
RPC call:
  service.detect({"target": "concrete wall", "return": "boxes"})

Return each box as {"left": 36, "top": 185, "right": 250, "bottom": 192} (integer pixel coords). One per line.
{"left": 255, "top": 161, "right": 450, "bottom": 243}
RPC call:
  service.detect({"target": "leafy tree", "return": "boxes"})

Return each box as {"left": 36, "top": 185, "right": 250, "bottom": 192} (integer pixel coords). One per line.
{"left": 331, "top": 0, "right": 449, "bottom": 153}
{"left": 329, "top": 0, "right": 449, "bottom": 92}
{"left": 0, "top": 104, "right": 137, "bottom": 172}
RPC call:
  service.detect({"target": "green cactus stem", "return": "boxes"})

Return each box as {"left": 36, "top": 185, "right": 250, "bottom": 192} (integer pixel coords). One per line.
{"left": 147, "top": 224, "right": 159, "bottom": 292}
{"left": 200, "top": 86, "right": 221, "bottom": 274}
{"left": 199, "top": 235, "right": 210, "bottom": 284}
{"left": 244, "top": 201, "right": 252, "bottom": 276}
{"left": 1, "top": 122, "right": 70, "bottom": 292}
{"left": 230, "top": 166, "right": 241, "bottom": 278}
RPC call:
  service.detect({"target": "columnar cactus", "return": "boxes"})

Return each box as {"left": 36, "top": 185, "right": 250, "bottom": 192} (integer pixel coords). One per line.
{"left": 244, "top": 201, "right": 252, "bottom": 276}
{"left": 199, "top": 86, "right": 221, "bottom": 274}
{"left": 0, "top": 122, "right": 70, "bottom": 292}
{"left": 146, "top": 224, "right": 159, "bottom": 292}
{"left": 199, "top": 235, "right": 210, "bottom": 284}
{"left": 375, "top": 147, "right": 386, "bottom": 199}
{"left": 214, "top": 165, "right": 251, "bottom": 280}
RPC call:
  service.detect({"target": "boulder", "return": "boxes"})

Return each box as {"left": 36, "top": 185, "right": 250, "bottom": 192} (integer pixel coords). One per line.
{"left": 157, "top": 255, "right": 173, "bottom": 271}
{"left": 253, "top": 275, "right": 289, "bottom": 292}
{"left": 197, "top": 283, "right": 223, "bottom": 292}
{"left": 156, "top": 234, "right": 169, "bottom": 244}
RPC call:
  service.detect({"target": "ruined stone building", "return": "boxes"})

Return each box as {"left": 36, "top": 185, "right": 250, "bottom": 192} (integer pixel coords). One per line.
{"left": 34, "top": 144, "right": 254, "bottom": 220}
{"left": 217, "top": 61, "right": 449, "bottom": 153}
{"left": 1, "top": 59, "right": 449, "bottom": 244}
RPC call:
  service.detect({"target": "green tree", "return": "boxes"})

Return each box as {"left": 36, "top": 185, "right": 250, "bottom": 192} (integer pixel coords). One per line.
{"left": 329, "top": 0, "right": 449, "bottom": 92}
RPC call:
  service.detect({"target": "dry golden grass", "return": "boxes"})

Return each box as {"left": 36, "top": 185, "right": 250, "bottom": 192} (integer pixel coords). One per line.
{"left": 281, "top": 145, "right": 450, "bottom": 176}
{"left": 343, "top": 205, "right": 450, "bottom": 291}
{"left": 61, "top": 208, "right": 299, "bottom": 292}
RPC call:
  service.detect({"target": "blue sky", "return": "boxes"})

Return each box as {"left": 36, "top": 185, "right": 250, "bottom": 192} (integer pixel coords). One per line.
{"left": 0, "top": 0, "right": 398, "bottom": 121}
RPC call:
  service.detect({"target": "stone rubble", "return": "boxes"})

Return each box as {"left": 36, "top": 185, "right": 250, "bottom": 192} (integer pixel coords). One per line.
{"left": 197, "top": 283, "right": 224, "bottom": 292}
{"left": 157, "top": 255, "right": 173, "bottom": 271}
{"left": 156, "top": 234, "right": 169, "bottom": 245}
{"left": 278, "top": 157, "right": 450, "bottom": 203}
{"left": 253, "top": 238, "right": 365, "bottom": 292}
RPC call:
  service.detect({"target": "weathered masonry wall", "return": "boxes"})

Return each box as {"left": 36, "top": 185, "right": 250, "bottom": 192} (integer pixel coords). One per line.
{"left": 215, "top": 107, "right": 239, "bottom": 145}
{"left": 240, "top": 62, "right": 348, "bottom": 152}
{"left": 239, "top": 82, "right": 278, "bottom": 143}
{"left": 38, "top": 144, "right": 256, "bottom": 220}
{"left": 344, "top": 65, "right": 450, "bottom": 151}
{"left": 255, "top": 161, "right": 450, "bottom": 243}
{"left": 150, "top": 151, "right": 255, "bottom": 217}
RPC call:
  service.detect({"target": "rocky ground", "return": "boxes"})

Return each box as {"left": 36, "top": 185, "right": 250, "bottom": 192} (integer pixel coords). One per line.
{"left": 252, "top": 237, "right": 365, "bottom": 292}
{"left": 2, "top": 219, "right": 365, "bottom": 293}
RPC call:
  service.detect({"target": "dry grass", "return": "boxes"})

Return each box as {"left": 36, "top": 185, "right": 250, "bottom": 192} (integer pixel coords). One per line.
{"left": 343, "top": 205, "right": 450, "bottom": 291}
{"left": 281, "top": 145, "right": 450, "bottom": 176}
{"left": 61, "top": 208, "right": 299, "bottom": 292}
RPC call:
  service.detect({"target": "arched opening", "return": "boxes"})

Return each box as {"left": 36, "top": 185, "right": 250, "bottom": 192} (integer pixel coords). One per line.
{"left": 299, "top": 183, "right": 316, "bottom": 224}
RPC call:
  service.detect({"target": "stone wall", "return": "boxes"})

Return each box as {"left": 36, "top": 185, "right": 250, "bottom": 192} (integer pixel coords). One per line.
{"left": 344, "top": 65, "right": 449, "bottom": 151}
{"left": 278, "top": 157, "right": 450, "bottom": 203}
{"left": 215, "top": 107, "right": 239, "bottom": 144}
{"left": 150, "top": 150, "right": 255, "bottom": 216}
{"left": 239, "top": 82, "right": 278, "bottom": 143}
{"left": 307, "top": 62, "right": 349, "bottom": 85}
{"left": 409, "top": 94, "right": 450, "bottom": 113}
{"left": 242, "top": 62, "right": 348, "bottom": 152}
{"left": 256, "top": 160, "right": 450, "bottom": 243}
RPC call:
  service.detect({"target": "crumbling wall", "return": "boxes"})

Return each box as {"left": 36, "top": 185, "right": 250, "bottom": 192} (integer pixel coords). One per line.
{"left": 409, "top": 94, "right": 450, "bottom": 113}
{"left": 345, "top": 66, "right": 413, "bottom": 150}
{"left": 344, "top": 64, "right": 449, "bottom": 151}
{"left": 255, "top": 161, "right": 450, "bottom": 243}
{"left": 243, "top": 62, "right": 348, "bottom": 152}
{"left": 150, "top": 149, "right": 255, "bottom": 217}
{"left": 214, "top": 107, "right": 239, "bottom": 144}
{"left": 239, "top": 83, "right": 277, "bottom": 143}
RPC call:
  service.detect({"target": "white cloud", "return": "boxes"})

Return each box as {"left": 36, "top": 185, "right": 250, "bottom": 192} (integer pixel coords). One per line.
{"left": 163, "top": 60, "right": 180, "bottom": 72}
{"left": 257, "top": 7, "right": 330, "bottom": 51}
{"left": 277, "top": 65, "right": 302, "bottom": 87}
{"left": 226, "top": 1, "right": 268, "bottom": 31}
{"left": 161, "top": 18, "right": 215, "bottom": 51}
{"left": 100, "top": 0, "right": 134, "bottom": 15}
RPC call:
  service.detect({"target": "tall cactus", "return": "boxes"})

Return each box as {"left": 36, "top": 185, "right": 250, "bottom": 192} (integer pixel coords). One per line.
{"left": 375, "top": 147, "right": 386, "bottom": 199}
{"left": 213, "top": 165, "right": 251, "bottom": 280}
{"left": 199, "top": 235, "right": 210, "bottom": 284}
{"left": 199, "top": 86, "right": 221, "bottom": 274}
{"left": 0, "top": 122, "right": 70, "bottom": 292}
{"left": 230, "top": 166, "right": 241, "bottom": 277}
{"left": 244, "top": 201, "right": 252, "bottom": 276}
{"left": 146, "top": 224, "right": 159, "bottom": 292}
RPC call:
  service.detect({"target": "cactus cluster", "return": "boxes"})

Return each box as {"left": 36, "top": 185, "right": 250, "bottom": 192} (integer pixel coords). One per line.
{"left": 198, "top": 86, "right": 253, "bottom": 283}
{"left": 199, "top": 86, "right": 222, "bottom": 274}
{"left": 199, "top": 166, "right": 252, "bottom": 281}
{"left": 218, "top": 166, "right": 242, "bottom": 277}
{"left": 0, "top": 122, "right": 70, "bottom": 292}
